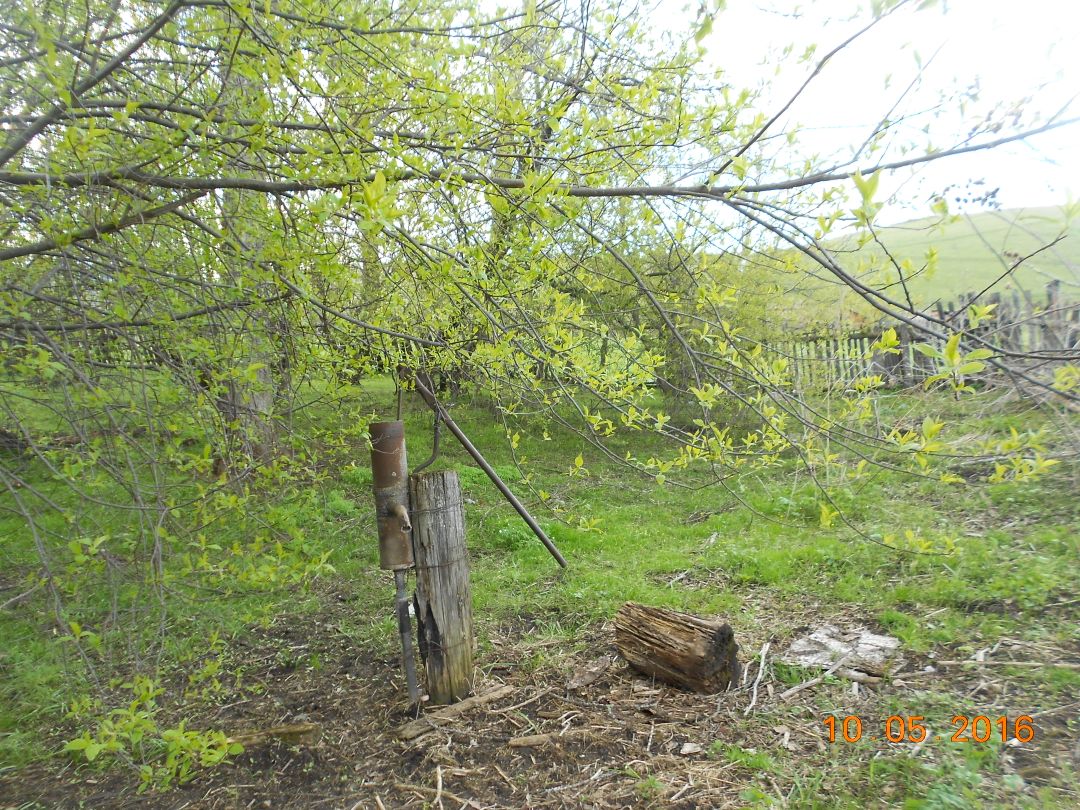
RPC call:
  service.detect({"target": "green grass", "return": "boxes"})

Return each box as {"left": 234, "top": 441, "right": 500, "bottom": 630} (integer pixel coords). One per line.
{"left": 711, "top": 742, "right": 778, "bottom": 772}
{"left": 1, "top": 378, "right": 1078, "bottom": 805}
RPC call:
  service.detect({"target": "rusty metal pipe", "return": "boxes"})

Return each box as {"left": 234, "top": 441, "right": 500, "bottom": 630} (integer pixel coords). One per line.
{"left": 370, "top": 420, "right": 419, "bottom": 703}
{"left": 394, "top": 568, "right": 420, "bottom": 704}
{"left": 370, "top": 420, "right": 413, "bottom": 570}
{"left": 412, "top": 375, "right": 568, "bottom": 569}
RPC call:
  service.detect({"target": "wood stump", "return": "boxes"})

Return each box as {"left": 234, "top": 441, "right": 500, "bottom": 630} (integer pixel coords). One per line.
{"left": 614, "top": 602, "right": 740, "bottom": 693}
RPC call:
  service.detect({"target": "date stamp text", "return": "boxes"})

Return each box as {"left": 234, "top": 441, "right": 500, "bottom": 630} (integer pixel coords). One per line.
{"left": 823, "top": 715, "right": 1035, "bottom": 744}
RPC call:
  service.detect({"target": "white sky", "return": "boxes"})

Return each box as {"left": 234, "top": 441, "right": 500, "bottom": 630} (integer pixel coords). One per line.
{"left": 673, "top": 0, "right": 1079, "bottom": 221}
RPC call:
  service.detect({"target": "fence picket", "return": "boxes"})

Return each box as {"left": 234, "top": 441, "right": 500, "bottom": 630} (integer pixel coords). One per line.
{"left": 775, "top": 281, "right": 1075, "bottom": 392}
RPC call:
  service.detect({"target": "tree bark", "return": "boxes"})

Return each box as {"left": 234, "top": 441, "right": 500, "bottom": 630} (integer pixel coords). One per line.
{"left": 216, "top": 18, "right": 278, "bottom": 465}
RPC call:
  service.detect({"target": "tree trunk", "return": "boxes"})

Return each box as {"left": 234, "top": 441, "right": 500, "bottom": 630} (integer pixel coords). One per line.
{"left": 218, "top": 33, "right": 277, "bottom": 465}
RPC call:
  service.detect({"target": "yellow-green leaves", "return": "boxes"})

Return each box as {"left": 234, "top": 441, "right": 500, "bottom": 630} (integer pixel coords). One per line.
{"left": 694, "top": 15, "right": 713, "bottom": 43}
{"left": 852, "top": 169, "right": 880, "bottom": 201}
{"left": 692, "top": 1, "right": 725, "bottom": 43}
{"left": 851, "top": 170, "right": 883, "bottom": 226}
{"left": 355, "top": 170, "right": 400, "bottom": 231}
{"left": 1052, "top": 364, "right": 1079, "bottom": 392}
{"left": 870, "top": 327, "right": 901, "bottom": 356}
{"left": 967, "top": 303, "right": 997, "bottom": 328}
{"left": 689, "top": 382, "right": 723, "bottom": 408}
{"left": 569, "top": 451, "right": 587, "bottom": 478}
{"left": 815, "top": 210, "right": 842, "bottom": 238}
{"left": 989, "top": 454, "right": 1059, "bottom": 483}
{"left": 851, "top": 375, "right": 883, "bottom": 393}
{"left": 921, "top": 417, "right": 943, "bottom": 441}
{"left": 884, "top": 530, "right": 957, "bottom": 554}
{"left": 981, "top": 427, "right": 1060, "bottom": 483}
{"left": 364, "top": 170, "right": 386, "bottom": 204}
{"left": 915, "top": 333, "right": 994, "bottom": 393}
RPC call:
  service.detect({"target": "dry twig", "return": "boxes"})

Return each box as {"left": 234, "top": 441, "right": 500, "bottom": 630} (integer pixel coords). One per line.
{"left": 398, "top": 684, "right": 515, "bottom": 740}
{"left": 743, "top": 642, "right": 771, "bottom": 715}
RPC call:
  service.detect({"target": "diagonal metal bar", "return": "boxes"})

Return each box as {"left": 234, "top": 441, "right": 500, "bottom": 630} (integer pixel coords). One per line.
{"left": 412, "top": 374, "right": 568, "bottom": 569}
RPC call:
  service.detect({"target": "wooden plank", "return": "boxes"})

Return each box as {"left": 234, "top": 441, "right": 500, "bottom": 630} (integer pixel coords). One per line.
{"left": 508, "top": 729, "right": 590, "bottom": 748}
{"left": 227, "top": 723, "right": 321, "bottom": 747}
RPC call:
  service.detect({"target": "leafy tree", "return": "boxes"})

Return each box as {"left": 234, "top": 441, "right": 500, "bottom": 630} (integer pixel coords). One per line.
{"left": 0, "top": 0, "right": 1076, "bottom": 736}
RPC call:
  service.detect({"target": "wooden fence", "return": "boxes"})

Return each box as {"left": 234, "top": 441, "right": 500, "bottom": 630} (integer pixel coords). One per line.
{"left": 767, "top": 281, "right": 1079, "bottom": 391}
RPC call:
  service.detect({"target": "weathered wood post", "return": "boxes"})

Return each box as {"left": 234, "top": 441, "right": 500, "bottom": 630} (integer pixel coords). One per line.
{"left": 410, "top": 470, "right": 473, "bottom": 704}
{"left": 1045, "top": 279, "right": 1064, "bottom": 351}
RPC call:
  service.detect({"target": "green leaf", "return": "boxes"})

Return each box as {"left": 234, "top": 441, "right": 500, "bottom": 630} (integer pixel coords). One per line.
{"left": 371, "top": 170, "right": 386, "bottom": 197}
{"left": 921, "top": 417, "right": 943, "bottom": 439}
{"left": 694, "top": 16, "right": 714, "bottom": 43}
{"left": 942, "top": 334, "right": 961, "bottom": 366}
{"left": 852, "top": 170, "right": 881, "bottom": 204}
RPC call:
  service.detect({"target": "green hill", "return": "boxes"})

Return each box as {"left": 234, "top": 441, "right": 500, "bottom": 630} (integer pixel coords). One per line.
{"left": 774, "top": 206, "right": 1079, "bottom": 325}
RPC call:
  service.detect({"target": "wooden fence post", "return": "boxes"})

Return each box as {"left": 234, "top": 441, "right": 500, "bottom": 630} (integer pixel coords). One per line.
{"left": 410, "top": 470, "right": 474, "bottom": 704}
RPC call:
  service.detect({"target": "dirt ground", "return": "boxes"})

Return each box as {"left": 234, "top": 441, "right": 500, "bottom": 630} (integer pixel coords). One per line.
{"left": 3, "top": 582, "right": 1078, "bottom": 809}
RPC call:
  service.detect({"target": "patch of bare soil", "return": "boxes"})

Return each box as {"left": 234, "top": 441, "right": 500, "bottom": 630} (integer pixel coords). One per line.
{"left": 2, "top": 582, "right": 1078, "bottom": 809}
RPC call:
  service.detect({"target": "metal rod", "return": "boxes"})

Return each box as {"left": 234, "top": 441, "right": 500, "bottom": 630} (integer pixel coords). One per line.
{"left": 412, "top": 374, "right": 568, "bottom": 568}
{"left": 412, "top": 411, "right": 441, "bottom": 474}
{"left": 395, "top": 568, "right": 420, "bottom": 704}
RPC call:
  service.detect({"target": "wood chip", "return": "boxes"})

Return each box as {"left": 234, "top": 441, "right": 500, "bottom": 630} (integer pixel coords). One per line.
{"left": 567, "top": 655, "right": 614, "bottom": 690}
{"left": 394, "top": 782, "right": 483, "bottom": 809}
{"left": 778, "top": 625, "right": 899, "bottom": 677}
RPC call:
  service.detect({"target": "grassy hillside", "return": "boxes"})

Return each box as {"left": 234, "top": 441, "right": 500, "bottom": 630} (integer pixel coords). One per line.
{"left": 861, "top": 206, "right": 1078, "bottom": 301}
{"left": 782, "top": 206, "right": 1080, "bottom": 325}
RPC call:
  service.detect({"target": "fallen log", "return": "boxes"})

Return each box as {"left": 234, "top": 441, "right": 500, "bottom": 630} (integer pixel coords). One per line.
{"left": 614, "top": 602, "right": 740, "bottom": 693}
